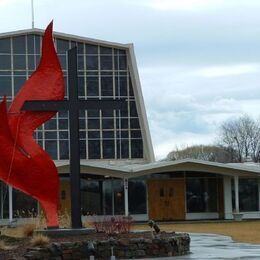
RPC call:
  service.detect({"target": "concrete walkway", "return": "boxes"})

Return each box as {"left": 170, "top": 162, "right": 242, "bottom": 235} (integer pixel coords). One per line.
{"left": 140, "top": 233, "right": 260, "bottom": 259}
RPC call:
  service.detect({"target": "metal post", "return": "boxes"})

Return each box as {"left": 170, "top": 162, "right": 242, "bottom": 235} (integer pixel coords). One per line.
{"left": 234, "top": 176, "right": 239, "bottom": 212}
{"left": 8, "top": 186, "right": 13, "bottom": 224}
{"left": 31, "top": 0, "right": 35, "bottom": 29}
{"left": 124, "top": 178, "right": 129, "bottom": 216}
{"left": 68, "top": 47, "right": 82, "bottom": 228}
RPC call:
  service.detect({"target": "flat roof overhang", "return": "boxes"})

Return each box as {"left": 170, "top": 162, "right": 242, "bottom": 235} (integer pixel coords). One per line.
{"left": 55, "top": 159, "right": 260, "bottom": 179}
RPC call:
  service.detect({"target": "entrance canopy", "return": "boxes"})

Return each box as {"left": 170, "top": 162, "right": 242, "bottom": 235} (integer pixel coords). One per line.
{"left": 55, "top": 159, "right": 260, "bottom": 179}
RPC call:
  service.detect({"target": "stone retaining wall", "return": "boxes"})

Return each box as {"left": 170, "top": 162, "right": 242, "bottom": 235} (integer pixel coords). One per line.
{"left": 24, "top": 233, "right": 190, "bottom": 259}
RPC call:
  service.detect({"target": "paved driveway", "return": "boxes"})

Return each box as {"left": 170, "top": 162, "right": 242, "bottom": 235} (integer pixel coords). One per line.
{"left": 176, "top": 233, "right": 260, "bottom": 259}
{"left": 139, "top": 233, "right": 260, "bottom": 259}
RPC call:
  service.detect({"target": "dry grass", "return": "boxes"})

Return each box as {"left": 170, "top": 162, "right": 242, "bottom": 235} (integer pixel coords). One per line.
{"left": 30, "top": 234, "right": 49, "bottom": 247}
{"left": 0, "top": 240, "right": 15, "bottom": 251}
{"left": 22, "top": 224, "right": 36, "bottom": 237}
{"left": 58, "top": 210, "right": 71, "bottom": 228}
{"left": 0, "top": 240, "right": 8, "bottom": 251}
{"left": 134, "top": 220, "right": 260, "bottom": 244}
{"left": 3, "top": 219, "right": 260, "bottom": 245}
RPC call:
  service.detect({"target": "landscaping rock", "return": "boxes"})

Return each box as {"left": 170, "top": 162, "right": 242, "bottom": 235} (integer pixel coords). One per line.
{"left": 24, "top": 232, "right": 190, "bottom": 259}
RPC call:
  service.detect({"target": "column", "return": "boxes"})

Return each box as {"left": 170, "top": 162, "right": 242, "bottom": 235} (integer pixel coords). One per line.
{"left": 223, "top": 176, "right": 232, "bottom": 219}
{"left": 234, "top": 176, "right": 239, "bottom": 212}
{"left": 8, "top": 186, "right": 13, "bottom": 224}
{"left": 124, "top": 178, "right": 129, "bottom": 216}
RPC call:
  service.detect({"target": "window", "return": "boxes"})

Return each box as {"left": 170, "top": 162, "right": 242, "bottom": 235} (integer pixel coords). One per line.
{"left": 0, "top": 38, "right": 11, "bottom": 53}
{"left": 103, "top": 180, "right": 112, "bottom": 215}
{"left": 88, "top": 119, "right": 100, "bottom": 129}
{"left": 232, "top": 178, "right": 259, "bottom": 212}
{"left": 103, "top": 140, "right": 115, "bottom": 159}
{"left": 28, "top": 55, "right": 35, "bottom": 70}
{"left": 131, "top": 139, "right": 143, "bottom": 158}
{"left": 0, "top": 55, "right": 11, "bottom": 69}
{"left": 100, "top": 56, "right": 113, "bottom": 70}
{"left": 0, "top": 76, "right": 12, "bottom": 96}
{"left": 88, "top": 140, "right": 100, "bottom": 159}
{"left": 113, "top": 179, "right": 124, "bottom": 215}
{"left": 13, "top": 189, "right": 38, "bottom": 218}
{"left": 0, "top": 182, "right": 9, "bottom": 218}
{"left": 45, "top": 119, "right": 57, "bottom": 130}
{"left": 102, "top": 118, "right": 114, "bottom": 129}
{"left": 101, "top": 76, "right": 113, "bottom": 96}
{"left": 13, "top": 36, "right": 25, "bottom": 54}
{"left": 186, "top": 177, "right": 218, "bottom": 213}
{"left": 59, "top": 140, "right": 69, "bottom": 159}
{"left": 57, "top": 39, "right": 69, "bottom": 54}
{"left": 80, "top": 140, "right": 86, "bottom": 159}
{"left": 86, "top": 56, "right": 98, "bottom": 70}
{"left": 128, "top": 180, "right": 147, "bottom": 214}
{"left": 78, "top": 76, "right": 85, "bottom": 97}
{"left": 100, "top": 46, "right": 112, "bottom": 55}
{"left": 85, "top": 44, "right": 98, "bottom": 54}
{"left": 87, "top": 77, "right": 99, "bottom": 96}
{"left": 27, "top": 35, "right": 35, "bottom": 54}
{"left": 13, "top": 55, "right": 26, "bottom": 70}
{"left": 81, "top": 180, "right": 102, "bottom": 215}
{"left": 45, "top": 140, "right": 58, "bottom": 160}
{"left": 78, "top": 55, "right": 84, "bottom": 70}
{"left": 45, "top": 131, "right": 57, "bottom": 139}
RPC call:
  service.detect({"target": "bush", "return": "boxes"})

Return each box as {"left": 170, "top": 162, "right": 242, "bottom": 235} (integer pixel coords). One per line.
{"left": 91, "top": 216, "right": 133, "bottom": 235}
{"left": 30, "top": 234, "right": 49, "bottom": 247}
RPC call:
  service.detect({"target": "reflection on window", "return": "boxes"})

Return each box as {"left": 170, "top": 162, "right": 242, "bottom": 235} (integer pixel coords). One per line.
{"left": 113, "top": 179, "right": 124, "bottom": 215}
{"left": 13, "top": 189, "right": 38, "bottom": 218}
{"left": 129, "top": 180, "right": 147, "bottom": 214}
{"left": 0, "top": 182, "right": 9, "bottom": 219}
{"left": 81, "top": 180, "right": 101, "bottom": 215}
{"left": 186, "top": 178, "right": 218, "bottom": 213}
{"left": 232, "top": 178, "right": 259, "bottom": 212}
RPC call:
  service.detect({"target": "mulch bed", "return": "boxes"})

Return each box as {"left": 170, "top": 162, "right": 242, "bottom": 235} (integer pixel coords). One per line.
{"left": 0, "top": 230, "right": 176, "bottom": 259}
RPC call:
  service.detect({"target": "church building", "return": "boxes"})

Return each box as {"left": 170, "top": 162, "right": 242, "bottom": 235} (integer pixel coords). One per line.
{"left": 0, "top": 27, "right": 260, "bottom": 223}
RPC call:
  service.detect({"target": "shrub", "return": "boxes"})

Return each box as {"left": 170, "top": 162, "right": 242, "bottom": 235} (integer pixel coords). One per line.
{"left": 30, "top": 234, "right": 50, "bottom": 247}
{"left": 91, "top": 216, "right": 133, "bottom": 235}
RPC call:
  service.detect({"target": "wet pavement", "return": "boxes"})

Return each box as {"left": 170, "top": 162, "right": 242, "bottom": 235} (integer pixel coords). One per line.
{"left": 175, "top": 233, "right": 260, "bottom": 259}
{"left": 141, "top": 233, "right": 260, "bottom": 259}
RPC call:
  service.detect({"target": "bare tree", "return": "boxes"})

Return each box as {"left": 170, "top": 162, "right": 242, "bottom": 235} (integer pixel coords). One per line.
{"left": 167, "top": 145, "right": 236, "bottom": 163}
{"left": 219, "top": 115, "right": 260, "bottom": 162}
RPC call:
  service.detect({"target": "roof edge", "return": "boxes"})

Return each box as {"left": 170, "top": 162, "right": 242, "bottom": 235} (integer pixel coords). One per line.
{"left": 0, "top": 28, "right": 131, "bottom": 49}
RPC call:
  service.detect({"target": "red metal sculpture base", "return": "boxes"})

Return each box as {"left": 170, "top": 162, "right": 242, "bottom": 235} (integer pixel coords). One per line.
{"left": 0, "top": 22, "right": 64, "bottom": 227}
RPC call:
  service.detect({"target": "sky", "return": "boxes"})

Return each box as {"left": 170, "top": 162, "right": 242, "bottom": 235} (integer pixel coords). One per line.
{"left": 1, "top": 0, "right": 260, "bottom": 159}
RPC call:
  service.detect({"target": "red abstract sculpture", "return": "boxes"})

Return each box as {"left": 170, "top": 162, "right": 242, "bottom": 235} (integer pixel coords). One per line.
{"left": 0, "top": 22, "right": 64, "bottom": 227}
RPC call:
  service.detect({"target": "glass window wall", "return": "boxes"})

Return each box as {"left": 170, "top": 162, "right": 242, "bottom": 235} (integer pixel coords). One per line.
{"left": 232, "top": 178, "right": 259, "bottom": 212}
{"left": 186, "top": 177, "right": 218, "bottom": 213}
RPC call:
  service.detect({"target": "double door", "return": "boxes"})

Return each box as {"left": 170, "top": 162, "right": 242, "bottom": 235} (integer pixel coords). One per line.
{"left": 148, "top": 179, "right": 185, "bottom": 220}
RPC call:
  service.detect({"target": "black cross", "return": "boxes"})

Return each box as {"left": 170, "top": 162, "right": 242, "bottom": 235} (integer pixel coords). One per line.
{"left": 22, "top": 47, "right": 125, "bottom": 228}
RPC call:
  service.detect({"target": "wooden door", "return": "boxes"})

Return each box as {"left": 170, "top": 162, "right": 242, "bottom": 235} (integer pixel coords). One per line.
{"left": 59, "top": 180, "right": 71, "bottom": 216}
{"left": 148, "top": 179, "right": 185, "bottom": 221}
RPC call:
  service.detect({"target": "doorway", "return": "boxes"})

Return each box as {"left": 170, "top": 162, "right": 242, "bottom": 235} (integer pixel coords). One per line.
{"left": 148, "top": 179, "right": 185, "bottom": 220}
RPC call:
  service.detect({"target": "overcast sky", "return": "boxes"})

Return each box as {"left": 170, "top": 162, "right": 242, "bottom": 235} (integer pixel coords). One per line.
{"left": 1, "top": 0, "right": 260, "bottom": 159}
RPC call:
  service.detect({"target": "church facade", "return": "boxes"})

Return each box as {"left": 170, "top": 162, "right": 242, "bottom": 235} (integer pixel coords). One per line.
{"left": 0, "top": 28, "right": 260, "bottom": 223}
